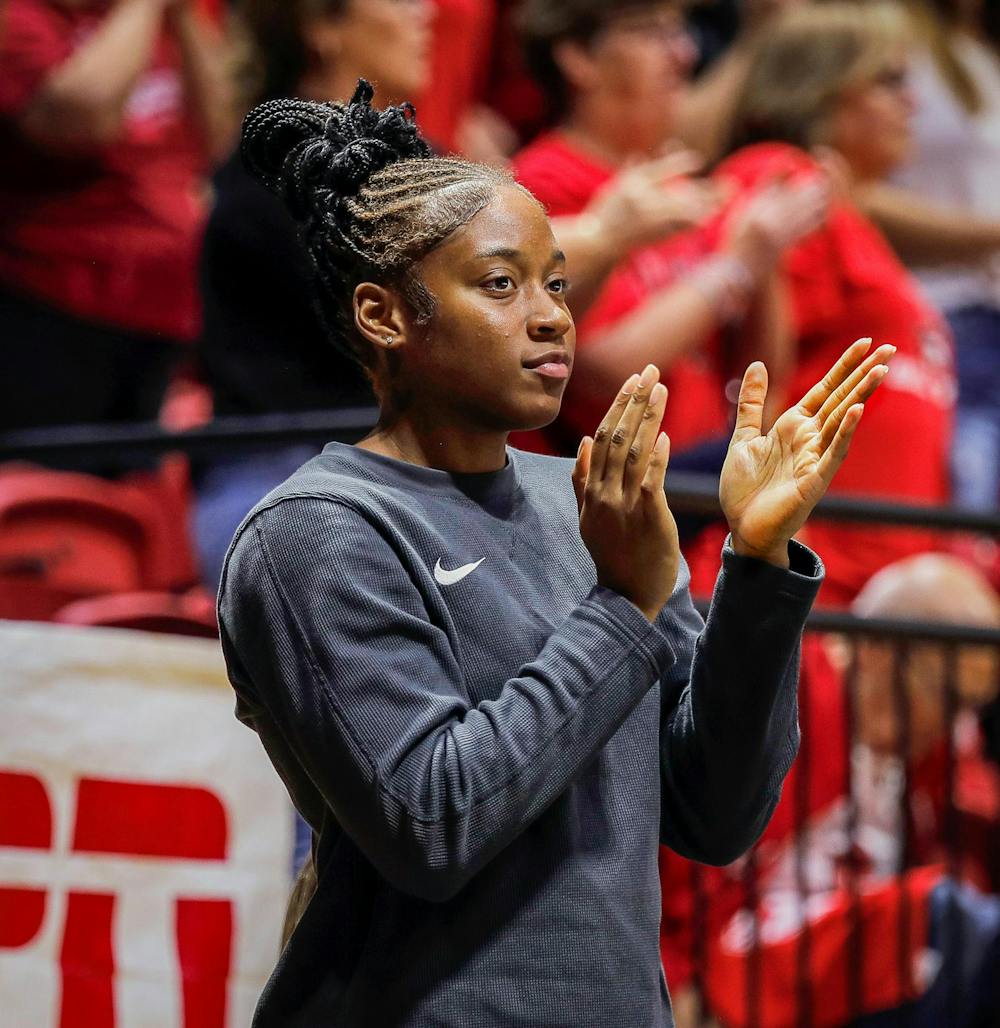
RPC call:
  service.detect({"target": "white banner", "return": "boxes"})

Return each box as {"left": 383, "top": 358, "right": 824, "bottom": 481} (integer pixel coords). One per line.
{"left": 0, "top": 621, "right": 293, "bottom": 1028}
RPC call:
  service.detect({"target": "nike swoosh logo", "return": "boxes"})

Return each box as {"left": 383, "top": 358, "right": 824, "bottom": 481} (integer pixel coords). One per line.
{"left": 433, "top": 557, "right": 485, "bottom": 586}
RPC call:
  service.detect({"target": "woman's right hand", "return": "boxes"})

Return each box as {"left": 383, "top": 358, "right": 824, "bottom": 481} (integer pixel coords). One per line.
{"left": 585, "top": 149, "right": 719, "bottom": 257}
{"left": 572, "top": 365, "right": 680, "bottom": 623}
{"left": 724, "top": 175, "right": 830, "bottom": 278}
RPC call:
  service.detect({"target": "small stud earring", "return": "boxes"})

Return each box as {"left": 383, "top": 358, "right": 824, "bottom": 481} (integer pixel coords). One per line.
{"left": 384, "top": 335, "right": 394, "bottom": 346}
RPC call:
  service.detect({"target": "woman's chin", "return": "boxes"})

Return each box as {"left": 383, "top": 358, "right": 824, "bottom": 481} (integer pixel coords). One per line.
{"left": 514, "top": 398, "right": 564, "bottom": 433}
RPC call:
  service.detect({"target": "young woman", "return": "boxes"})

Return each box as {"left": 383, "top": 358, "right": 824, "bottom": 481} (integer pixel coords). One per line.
{"left": 718, "top": 2, "right": 955, "bottom": 607}
{"left": 218, "top": 81, "right": 891, "bottom": 1027}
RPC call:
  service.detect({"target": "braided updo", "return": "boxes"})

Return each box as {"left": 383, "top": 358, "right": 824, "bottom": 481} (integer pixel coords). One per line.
{"left": 241, "top": 80, "right": 512, "bottom": 367}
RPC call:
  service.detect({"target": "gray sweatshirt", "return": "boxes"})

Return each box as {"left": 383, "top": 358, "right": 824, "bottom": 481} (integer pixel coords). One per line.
{"left": 218, "top": 441, "right": 823, "bottom": 1027}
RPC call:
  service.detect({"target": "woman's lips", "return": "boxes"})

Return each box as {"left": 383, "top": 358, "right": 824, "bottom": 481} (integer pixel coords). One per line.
{"left": 529, "top": 362, "right": 570, "bottom": 379}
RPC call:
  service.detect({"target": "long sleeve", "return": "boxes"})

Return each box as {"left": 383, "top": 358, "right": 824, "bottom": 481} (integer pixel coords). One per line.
{"left": 219, "top": 497, "right": 676, "bottom": 903}
{"left": 657, "top": 537, "right": 823, "bottom": 865}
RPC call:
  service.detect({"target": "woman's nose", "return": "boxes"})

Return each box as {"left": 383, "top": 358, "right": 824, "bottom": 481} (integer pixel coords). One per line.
{"left": 527, "top": 300, "right": 573, "bottom": 340}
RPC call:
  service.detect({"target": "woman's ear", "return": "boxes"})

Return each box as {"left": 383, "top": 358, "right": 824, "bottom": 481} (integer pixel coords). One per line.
{"left": 354, "top": 282, "right": 410, "bottom": 356}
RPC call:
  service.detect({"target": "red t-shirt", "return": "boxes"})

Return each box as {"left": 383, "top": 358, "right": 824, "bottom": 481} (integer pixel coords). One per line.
{"left": 0, "top": 0, "right": 208, "bottom": 340}
{"left": 715, "top": 144, "right": 955, "bottom": 606}
{"left": 511, "top": 132, "right": 729, "bottom": 455}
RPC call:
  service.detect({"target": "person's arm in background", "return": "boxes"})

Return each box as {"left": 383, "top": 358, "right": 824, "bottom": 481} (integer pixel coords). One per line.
{"left": 19, "top": 0, "right": 172, "bottom": 150}
{"left": 675, "top": 41, "right": 753, "bottom": 163}
{"left": 551, "top": 150, "right": 719, "bottom": 319}
{"left": 676, "top": 0, "right": 805, "bottom": 162}
{"left": 737, "top": 270, "right": 794, "bottom": 431}
{"left": 856, "top": 181, "right": 1000, "bottom": 266}
{"left": 165, "top": 1, "right": 237, "bottom": 162}
{"left": 570, "top": 177, "right": 827, "bottom": 402}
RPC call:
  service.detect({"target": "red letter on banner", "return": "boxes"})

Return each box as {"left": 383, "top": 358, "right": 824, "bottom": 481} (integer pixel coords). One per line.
{"left": 59, "top": 891, "right": 115, "bottom": 1028}
{"left": 0, "top": 771, "right": 53, "bottom": 949}
{"left": 72, "top": 778, "right": 227, "bottom": 860}
{"left": 176, "top": 898, "right": 233, "bottom": 1028}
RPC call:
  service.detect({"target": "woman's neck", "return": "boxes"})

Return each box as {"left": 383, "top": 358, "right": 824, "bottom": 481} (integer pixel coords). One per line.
{"left": 357, "top": 417, "right": 509, "bottom": 474}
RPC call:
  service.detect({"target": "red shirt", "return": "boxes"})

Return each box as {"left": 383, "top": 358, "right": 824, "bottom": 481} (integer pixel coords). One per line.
{"left": 0, "top": 0, "right": 208, "bottom": 340}
{"left": 511, "top": 132, "right": 729, "bottom": 455}
{"left": 715, "top": 144, "right": 955, "bottom": 606}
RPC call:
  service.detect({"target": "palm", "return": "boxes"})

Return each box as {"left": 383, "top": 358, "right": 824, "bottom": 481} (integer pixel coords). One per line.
{"left": 720, "top": 340, "right": 894, "bottom": 558}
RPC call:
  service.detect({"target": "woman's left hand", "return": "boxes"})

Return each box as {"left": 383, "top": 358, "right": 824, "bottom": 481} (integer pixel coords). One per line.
{"left": 719, "top": 338, "right": 895, "bottom": 566}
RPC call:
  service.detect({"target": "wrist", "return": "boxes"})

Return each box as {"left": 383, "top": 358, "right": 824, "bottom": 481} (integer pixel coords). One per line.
{"left": 689, "top": 254, "right": 756, "bottom": 325}
{"left": 730, "top": 533, "right": 790, "bottom": 569}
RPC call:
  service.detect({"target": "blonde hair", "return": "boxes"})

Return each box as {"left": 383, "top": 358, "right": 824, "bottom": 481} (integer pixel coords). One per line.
{"left": 901, "top": 0, "right": 982, "bottom": 114}
{"left": 726, "top": 2, "right": 911, "bottom": 154}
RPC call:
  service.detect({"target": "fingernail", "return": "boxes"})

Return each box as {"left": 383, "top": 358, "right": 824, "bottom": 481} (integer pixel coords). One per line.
{"left": 622, "top": 374, "right": 639, "bottom": 394}
{"left": 654, "top": 431, "right": 669, "bottom": 453}
{"left": 640, "top": 364, "right": 658, "bottom": 387}
{"left": 651, "top": 383, "right": 667, "bottom": 403}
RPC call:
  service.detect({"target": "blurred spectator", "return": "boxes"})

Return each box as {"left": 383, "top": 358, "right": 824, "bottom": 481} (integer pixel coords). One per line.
{"left": 194, "top": 0, "right": 432, "bottom": 591}
{"left": 663, "top": 554, "right": 1000, "bottom": 1028}
{"left": 851, "top": 0, "right": 1000, "bottom": 513}
{"left": 718, "top": 1, "right": 956, "bottom": 607}
{"left": 0, "top": 0, "right": 232, "bottom": 432}
{"left": 512, "top": 0, "right": 828, "bottom": 461}
{"left": 676, "top": 0, "right": 807, "bottom": 163}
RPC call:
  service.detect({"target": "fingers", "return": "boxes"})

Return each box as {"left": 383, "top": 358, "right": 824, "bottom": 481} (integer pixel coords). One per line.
{"left": 623, "top": 381, "right": 668, "bottom": 498}
{"left": 572, "top": 435, "right": 592, "bottom": 513}
{"left": 815, "top": 403, "right": 865, "bottom": 485}
{"left": 813, "top": 368, "right": 883, "bottom": 452}
{"left": 731, "top": 361, "right": 768, "bottom": 443}
{"left": 815, "top": 343, "right": 895, "bottom": 425}
{"left": 815, "top": 344, "right": 895, "bottom": 444}
{"left": 590, "top": 373, "right": 639, "bottom": 480}
{"left": 797, "top": 337, "right": 872, "bottom": 415}
{"left": 602, "top": 364, "right": 661, "bottom": 485}
{"left": 641, "top": 148, "right": 705, "bottom": 185}
{"left": 640, "top": 431, "right": 671, "bottom": 503}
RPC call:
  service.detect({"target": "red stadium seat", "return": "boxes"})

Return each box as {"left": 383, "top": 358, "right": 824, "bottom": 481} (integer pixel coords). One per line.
{"left": 0, "top": 465, "right": 198, "bottom": 620}
{"left": 54, "top": 588, "right": 218, "bottom": 639}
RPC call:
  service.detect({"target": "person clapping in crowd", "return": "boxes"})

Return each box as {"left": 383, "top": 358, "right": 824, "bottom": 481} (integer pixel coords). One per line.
{"left": 0, "top": 0, "right": 232, "bottom": 432}
{"left": 513, "top": 0, "right": 829, "bottom": 464}
{"left": 717, "top": 1, "right": 955, "bottom": 606}
{"left": 862, "top": 0, "right": 1000, "bottom": 513}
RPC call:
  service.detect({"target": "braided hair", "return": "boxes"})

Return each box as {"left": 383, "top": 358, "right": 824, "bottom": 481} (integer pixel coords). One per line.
{"left": 241, "top": 80, "right": 512, "bottom": 368}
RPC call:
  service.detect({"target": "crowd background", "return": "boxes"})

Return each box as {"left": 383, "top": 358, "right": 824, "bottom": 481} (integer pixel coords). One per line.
{"left": 2, "top": 1, "right": 1000, "bottom": 1025}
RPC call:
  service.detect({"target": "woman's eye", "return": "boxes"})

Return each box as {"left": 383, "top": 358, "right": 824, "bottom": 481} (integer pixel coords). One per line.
{"left": 548, "top": 277, "right": 569, "bottom": 294}
{"left": 485, "top": 275, "right": 515, "bottom": 292}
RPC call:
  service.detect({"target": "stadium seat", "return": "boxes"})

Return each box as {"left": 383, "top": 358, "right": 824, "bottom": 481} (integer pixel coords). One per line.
{"left": 0, "top": 464, "right": 198, "bottom": 620}
{"left": 54, "top": 588, "right": 218, "bottom": 639}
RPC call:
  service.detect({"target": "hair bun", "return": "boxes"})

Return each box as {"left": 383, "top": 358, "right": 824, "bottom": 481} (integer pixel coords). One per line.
{"left": 241, "top": 80, "right": 431, "bottom": 221}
